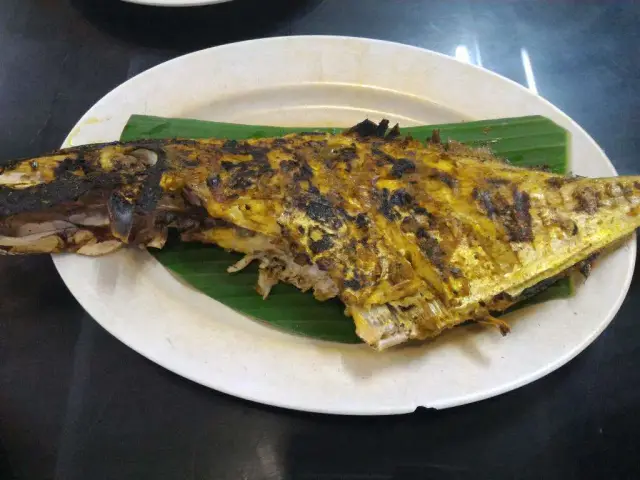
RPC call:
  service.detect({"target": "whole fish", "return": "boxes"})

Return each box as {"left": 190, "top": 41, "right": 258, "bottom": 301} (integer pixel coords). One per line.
{"left": 1, "top": 119, "right": 639, "bottom": 349}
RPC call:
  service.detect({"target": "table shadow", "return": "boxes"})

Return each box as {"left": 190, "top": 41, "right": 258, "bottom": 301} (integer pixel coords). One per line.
{"left": 0, "top": 438, "right": 13, "bottom": 480}
{"left": 278, "top": 348, "right": 625, "bottom": 480}
{"left": 70, "top": 0, "right": 324, "bottom": 52}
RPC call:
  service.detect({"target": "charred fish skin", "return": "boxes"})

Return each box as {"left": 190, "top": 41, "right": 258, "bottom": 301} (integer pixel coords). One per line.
{"left": 339, "top": 124, "right": 640, "bottom": 348}
{"left": 2, "top": 121, "right": 640, "bottom": 351}
{"left": 0, "top": 139, "right": 224, "bottom": 255}
{"left": 191, "top": 122, "right": 640, "bottom": 349}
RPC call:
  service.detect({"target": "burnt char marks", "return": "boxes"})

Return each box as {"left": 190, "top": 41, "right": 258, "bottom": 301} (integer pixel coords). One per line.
{"left": 487, "top": 178, "right": 510, "bottom": 187}
{"left": 0, "top": 141, "right": 171, "bottom": 217}
{"left": 0, "top": 171, "right": 119, "bottom": 216}
{"left": 474, "top": 188, "right": 497, "bottom": 217}
{"left": 53, "top": 154, "right": 90, "bottom": 176}
{"left": 220, "top": 145, "right": 273, "bottom": 191}
{"left": 346, "top": 118, "right": 399, "bottom": 139}
{"left": 309, "top": 234, "right": 335, "bottom": 255}
{"left": 573, "top": 187, "right": 599, "bottom": 214}
{"left": 371, "top": 148, "right": 396, "bottom": 167}
{"left": 511, "top": 188, "right": 533, "bottom": 242}
{"left": 295, "top": 164, "right": 314, "bottom": 182}
{"left": 136, "top": 149, "right": 169, "bottom": 213}
{"left": 220, "top": 161, "right": 236, "bottom": 171}
{"left": 570, "top": 221, "right": 579, "bottom": 236}
{"left": 379, "top": 188, "right": 423, "bottom": 222}
{"left": 293, "top": 252, "right": 311, "bottom": 266}
{"left": 379, "top": 188, "right": 400, "bottom": 221}
{"left": 416, "top": 227, "right": 446, "bottom": 270}
{"left": 280, "top": 155, "right": 314, "bottom": 182}
{"left": 246, "top": 146, "right": 271, "bottom": 162}
{"left": 304, "top": 194, "right": 343, "bottom": 230}
{"left": 347, "top": 119, "right": 379, "bottom": 138}
{"left": 330, "top": 147, "right": 358, "bottom": 170}
{"left": 426, "top": 168, "right": 458, "bottom": 189}
{"left": 546, "top": 176, "right": 581, "bottom": 189}
{"left": 221, "top": 139, "right": 239, "bottom": 152}
{"left": 354, "top": 213, "right": 369, "bottom": 229}
{"left": 344, "top": 270, "right": 365, "bottom": 291}
{"left": 0, "top": 146, "right": 171, "bottom": 217}
{"left": 397, "top": 304, "right": 415, "bottom": 313}
{"left": 372, "top": 148, "right": 417, "bottom": 179}
{"left": 517, "top": 277, "right": 560, "bottom": 302}
{"left": 473, "top": 186, "right": 533, "bottom": 242}
{"left": 335, "top": 147, "right": 358, "bottom": 162}
{"left": 578, "top": 253, "right": 599, "bottom": 278}
{"left": 159, "top": 208, "right": 218, "bottom": 232}
{"left": 385, "top": 123, "right": 401, "bottom": 140}
{"left": 221, "top": 142, "right": 270, "bottom": 160}
{"left": 375, "top": 119, "right": 390, "bottom": 137}
{"left": 546, "top": 177, "right": 566, "bottom": 188}
{"left": 389, "top": 189, "right": 413, "bottom": 207}
{"left": 279, "top": 160, "right": 297, "bottom": 173}
{"left": 293, "top": 156, "right": 314, "bottom": 182}
{"left": 492, "top": 291, "right": 513, "bottom": 304}
{"left": 230, "top": 176, "right": 253, "bottom": 190}
{"left": 343, "top": 278, "right": 362, "bottom": 290}
{"left": 390, "top": 158, "right": 416, "bottom": 178}
{"left": 181, "top": 158, "right": 200, "bottom": 167}
{"left": 315, "top": 258, "right": 333, "bottom": 271}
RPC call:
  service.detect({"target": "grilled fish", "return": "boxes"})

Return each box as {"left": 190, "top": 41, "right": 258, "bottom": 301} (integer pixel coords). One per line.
{"left": 1, "top": 119, "right": 639, "bottom": 349}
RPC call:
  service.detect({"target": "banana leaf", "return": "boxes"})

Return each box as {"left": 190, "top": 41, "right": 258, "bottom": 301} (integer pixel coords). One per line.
{"left": 121, "top": 115, "right": 572, "bottom": 343}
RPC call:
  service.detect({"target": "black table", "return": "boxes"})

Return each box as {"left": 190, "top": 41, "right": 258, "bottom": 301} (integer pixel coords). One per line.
{"left": 2, "top": 1, "right": 639, "bottom": 479}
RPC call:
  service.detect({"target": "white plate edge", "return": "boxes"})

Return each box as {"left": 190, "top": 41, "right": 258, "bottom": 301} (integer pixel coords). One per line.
{"left": 53, "top": 36, "right": 637, "bottom": 415}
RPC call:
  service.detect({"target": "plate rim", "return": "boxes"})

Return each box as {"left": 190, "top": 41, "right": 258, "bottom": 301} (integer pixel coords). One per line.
{"left": 121, "top": 0, "right": 233, "bottom": 6}
{"left": 54, "top": 35, "right": 636, "bottom": 415}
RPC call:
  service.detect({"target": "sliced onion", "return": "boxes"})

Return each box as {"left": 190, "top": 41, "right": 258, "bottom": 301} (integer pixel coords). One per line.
{"left": 1, "top": 235, "right": 63, "bottom": 253}
{"left": 131, "top": 149, "right": 158, "bottom": 166}
{"left": 69, "top": 212, "right": 110, "bottom": 227}
{"left": 227, "top": 254, "right": 258, "bottom": 273}
{"left": 70, "top": 229, "right": 96, "bottom": 246}
{"left": 147, "top": 229, "right": 168, "bottom": 249}
{"left": 16, "top": 221, "right": 76, "bottom": 237}
{"left": 77, "top": 240, "right": 123, "bottom": 256}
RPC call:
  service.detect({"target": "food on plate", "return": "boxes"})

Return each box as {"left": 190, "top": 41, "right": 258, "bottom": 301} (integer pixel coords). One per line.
{"left": 1, "top": 119, "right": 639, "bottom": 349}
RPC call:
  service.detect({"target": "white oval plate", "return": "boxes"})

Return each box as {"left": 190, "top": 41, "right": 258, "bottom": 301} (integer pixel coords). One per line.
{"left": 122, "top": 0, "right": 232, "bottom": 6}
{"left": 56, "top": 36, "right": 635, "bottom": 415}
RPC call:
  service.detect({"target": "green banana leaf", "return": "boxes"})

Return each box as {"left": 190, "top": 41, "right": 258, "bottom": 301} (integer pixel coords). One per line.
{"left": 121, "top": 115, "right": 572, "bottom": 343}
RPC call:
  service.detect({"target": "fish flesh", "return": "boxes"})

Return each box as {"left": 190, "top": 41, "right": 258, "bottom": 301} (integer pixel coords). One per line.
{"left": 1, "top": 119, "right": 639, "bottom": 349}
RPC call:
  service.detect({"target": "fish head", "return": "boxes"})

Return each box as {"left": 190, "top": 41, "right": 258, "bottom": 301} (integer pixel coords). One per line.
{"left": 0, "top": 142, "right": 175, "bottom": 254}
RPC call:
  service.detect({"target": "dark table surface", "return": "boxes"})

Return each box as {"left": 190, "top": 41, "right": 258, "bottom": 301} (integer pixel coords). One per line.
{"left": 2, "top": 1, "right": 640, "bottom": 479}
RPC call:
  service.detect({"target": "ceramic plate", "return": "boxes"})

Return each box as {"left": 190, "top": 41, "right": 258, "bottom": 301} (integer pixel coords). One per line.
{"left": 122, "top": 0, "right": 232, "bottom": 6}
{"left": 56, "top": 36, "right": 635, "bottom": 415}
